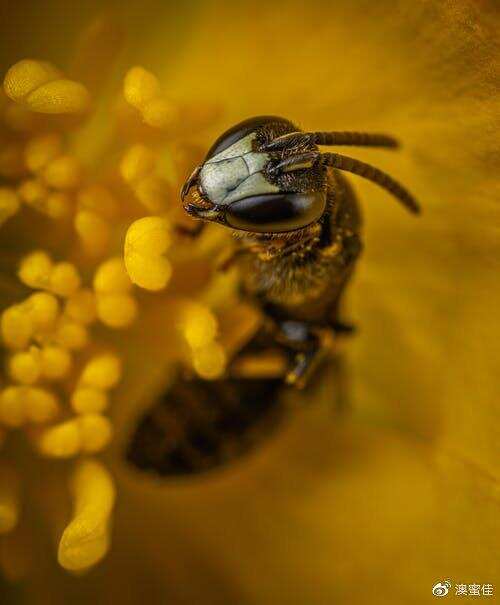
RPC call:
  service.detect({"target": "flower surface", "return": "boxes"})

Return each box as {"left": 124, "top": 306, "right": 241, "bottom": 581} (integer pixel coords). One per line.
{"left": 0, "top": 1, "right": 499, "bottom": 604}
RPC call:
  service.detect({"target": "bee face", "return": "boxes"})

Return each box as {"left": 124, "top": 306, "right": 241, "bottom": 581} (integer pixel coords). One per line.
{"left": 181, "top": 116, "right": 328, "bottom": 233}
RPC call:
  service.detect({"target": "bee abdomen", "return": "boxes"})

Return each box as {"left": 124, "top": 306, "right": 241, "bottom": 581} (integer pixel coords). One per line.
{"left": 127, "top": 377, "right": 283, "bottom": 476}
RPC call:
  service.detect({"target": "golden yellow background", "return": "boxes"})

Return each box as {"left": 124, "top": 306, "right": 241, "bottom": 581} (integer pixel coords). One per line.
{"left": 0, "top": 1, "right": 498, "bottom": 603}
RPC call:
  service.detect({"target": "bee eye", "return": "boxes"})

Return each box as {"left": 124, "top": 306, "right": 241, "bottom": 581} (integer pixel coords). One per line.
{"left": 225, "top": 192, "right": 327, "bottom": 233}
{"left": 205, "top": 115, "right": 293, "bottom": 159}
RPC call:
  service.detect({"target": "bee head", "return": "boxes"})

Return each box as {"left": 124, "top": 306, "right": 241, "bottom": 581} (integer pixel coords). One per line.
{"left": 181, "top": 116, "right": 327, "bottom": 234}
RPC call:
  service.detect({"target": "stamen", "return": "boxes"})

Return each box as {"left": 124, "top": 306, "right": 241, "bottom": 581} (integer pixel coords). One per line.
{"left": 58, "top": 459, "right": 115, "bottom": 572}
{"left": 93, "top": 261, "right": 137, "bottom": 328}
{"left": 39, "top": 345, "right": 72, "bottom": 381}
{"left": 37, "top": 415, "right": 112, "bottom": 458}
{"left": 0, "top": 188, "right": 21, "bottom": 226}
{"left": 64, "top": 289, "right": 97, "bottom": 325}
{"left": 4, "top": 59, "right": 91, "bottom": 114}
{"left": 8, "top": 348, "right": 42, "bottom": 385}
{"left": 70, "top": 353, "right": 120, "bottom": 412}
{"left": 0, "top": 385, "right": 58, "bottom": 427}
{"left": 75, "top": 210, "right": 111, "bottom": 256}
{"left": 192, "top": 341, "right": 227, "bottom": 379}
{"left": 24, "top": 133, "right": 63, "bottom": 172}
{"left": 0, "top": 465, "right": 19, "bottom": 534}
{"left": 124, "top": 216, "right": 172, "bottom": 291}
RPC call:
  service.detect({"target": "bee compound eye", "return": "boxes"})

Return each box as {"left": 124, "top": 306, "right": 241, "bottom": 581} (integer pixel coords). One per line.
{"left": 205, "top": 116, "right": 293, "bottom": 159}
{"left": 225, "top": 191, "right": 327, "bottom": 233}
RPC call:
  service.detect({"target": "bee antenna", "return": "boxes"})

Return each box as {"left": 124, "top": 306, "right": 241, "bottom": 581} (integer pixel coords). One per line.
{"left": 320, "top": 152, "right": 420, "bottom": 214}
{"left": 262, "top": 131, "right": 399, "bottom": 151}
{"left": 314, "top": 131, "right": 399, "bottom": 148}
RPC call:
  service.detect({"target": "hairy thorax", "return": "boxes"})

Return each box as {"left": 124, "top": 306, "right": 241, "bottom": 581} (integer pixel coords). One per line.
{"left": 237, "top": 172, "right": 362, "bottom": 323}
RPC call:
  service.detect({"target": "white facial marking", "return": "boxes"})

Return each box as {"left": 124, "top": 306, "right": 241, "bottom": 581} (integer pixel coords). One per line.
{"left": 199, "top": 133, "right": 279, "bottom": 205}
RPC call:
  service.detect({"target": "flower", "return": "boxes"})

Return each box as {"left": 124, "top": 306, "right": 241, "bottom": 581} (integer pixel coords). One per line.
{"left": 0, "top": 1, "right": 499, "bottom": 604}
{"left": 0, "top": 20, "right": 233, "bottom": 579}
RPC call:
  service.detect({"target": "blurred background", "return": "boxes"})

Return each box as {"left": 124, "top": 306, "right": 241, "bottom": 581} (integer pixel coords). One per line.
{"left": 0, "top": 0, "right": 498, "bottom": 603}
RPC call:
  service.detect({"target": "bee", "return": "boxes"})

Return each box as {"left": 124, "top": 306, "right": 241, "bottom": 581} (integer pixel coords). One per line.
{"left": 127, "top": 116, "right": 419, "bottom": 476}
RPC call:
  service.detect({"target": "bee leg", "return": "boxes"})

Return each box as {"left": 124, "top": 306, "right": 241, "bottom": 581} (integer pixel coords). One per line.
{"left": 273, "top": 320, "right": 324, "bottom": 389}
{"left": 285, "top": 344, "right": 324, "bottom": 389}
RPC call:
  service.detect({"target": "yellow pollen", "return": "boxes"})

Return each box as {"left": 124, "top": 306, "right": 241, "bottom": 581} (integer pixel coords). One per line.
{"left": 3, "top": 60, "right": 63, "bottom": 104}
{"left": 45, "top": 191, "right": 72, "bottom": 219}
{"left": 0, "top": 385, "right": 58, "bottom": 426}
{"left": 49, "top": 262, "right": 82, "bottom": 297}
{"left": 38, "top": 413, "right": 113, "bottom": 457}
{"left": 18, "top": 178, "right": 49, "bottom": 211}
{"left": 78, "top": 414, "right": 113, "bottom": 452}
{"left": 8, "top": 348, "right": 42, "bottom": 385}
{"left": 79, "top": 354, "right": 122, "bottom": 390}
{"left": 71, "top": 387, "right": 109, "bottom": 414}
{"left": 25, "top": 292, "right": 60, "bottom": 333}
{"left": 180, "top": 302, "right": 218, "bottom": 349}
{"left": 18, "top": 250, "right": 53, "bottom": 289}
{"left": 39, "top": 345, "right": 72, "bottom": 381}
{"left": 1, "top": 305, "right": 34, "bottom": 350}
{"left": 75, "top": 210, "right": 111, "bottom": 256}
{"left": 120, "top": 144, "right": 156, "bottom": 183}
{"left": 192, "top": 341, "right": 227, "bottom": 380}
{"left": 96, "top": 293, "right": 138, "bottom": 328}
{"left": 0, "top": 188, "right": 21, "bottom": 226}
{"left": 93, "top": 257, "right": 132, "bottom": 294}
{"left": 64, "top": 289, "right": 97, "bottom": 325}
{"left": 24, "top": 133, "right": 62, "bottom": 172}
{"left": 142, "top": 97, "right": 180, "bottom": 129}
{"left": 53, "top": 318, "right": 89, "bottom": 350}
{"left": 24, "top": 386, "right": 59, "bottom": 423}
{"left": 0, "top": 47, "right": 223, "bottom": 576}
{"left": 134, "top": 175, "right": 171, "bottom": 213}
{"left": 37, "top": 419, "right": 82, "bottom": 458}
{"left": 77, "top": 185, "right": 117, "bottom": 219}
{"left": 0, "top": 387, "right": 26, "bottom": 427}
{"left": 58, "top": 459, "right": 115, "bottom": 572}
{"left": 4, "top": 60, "right": 91, "bottom": 114}
{"left": 42, "top": 155, "right": 82, "bottom": 190}
{"left": 123, "top": 66, "right": 161, "bottom": 112}
{"left": 124, "top": 216, "right": 172, "bottom": 291}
